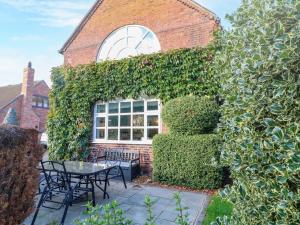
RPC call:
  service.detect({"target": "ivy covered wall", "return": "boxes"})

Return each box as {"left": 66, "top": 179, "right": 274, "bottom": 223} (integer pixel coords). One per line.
{"left": 47, "top": 47, "right": 218, "bottom": 160}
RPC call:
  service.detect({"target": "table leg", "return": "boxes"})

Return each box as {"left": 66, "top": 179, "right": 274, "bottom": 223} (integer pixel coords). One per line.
{"left": 87, "top": 175, "right": 95, "bottom": 206}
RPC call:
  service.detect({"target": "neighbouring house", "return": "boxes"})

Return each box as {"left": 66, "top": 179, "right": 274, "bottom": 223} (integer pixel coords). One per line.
{"left": 59, "top": 0, "right": 218, "bottom": 171}
{"left": 0, "top": 63, "right": 50, "bottom": 138}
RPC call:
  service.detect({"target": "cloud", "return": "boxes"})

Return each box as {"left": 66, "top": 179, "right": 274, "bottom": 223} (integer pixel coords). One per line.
{"left": 12, "top": 34, "right": 44, "bottom": 41}
{"left": 0, "top": 0, "right": 93, "bottom": 27}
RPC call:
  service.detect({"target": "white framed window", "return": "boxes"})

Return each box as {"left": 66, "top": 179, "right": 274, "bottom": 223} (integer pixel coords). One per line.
{"left": 93, "top": 99, "right": 161, "bottom": 144}
{"left": 97, "top": 25, "right": 161, "bottom": 61}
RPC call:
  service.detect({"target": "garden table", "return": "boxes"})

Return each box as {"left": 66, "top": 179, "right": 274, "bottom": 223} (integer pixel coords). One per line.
{"left": 40, "top": 160, "right": 116, "bottom": 206}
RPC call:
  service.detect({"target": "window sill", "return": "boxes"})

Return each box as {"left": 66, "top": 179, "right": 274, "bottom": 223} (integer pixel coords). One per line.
{"left": 92, "top": 140, "right": 153, "bottom": 145}
{"left": 32, "top": 106, "right": 49, "bottom": 109}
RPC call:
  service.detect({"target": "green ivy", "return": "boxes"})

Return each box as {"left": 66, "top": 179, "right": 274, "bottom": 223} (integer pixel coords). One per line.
{"left": 215, "top": 0, "right": 300, "bottom": 224}
{"left": 47, "top": 47, "right": 218, "bottom": 160}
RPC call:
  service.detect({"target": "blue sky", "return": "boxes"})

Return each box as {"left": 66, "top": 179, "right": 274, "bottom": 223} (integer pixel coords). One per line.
{"left": 0, "top": 0, "right": 241, "bottom": 86}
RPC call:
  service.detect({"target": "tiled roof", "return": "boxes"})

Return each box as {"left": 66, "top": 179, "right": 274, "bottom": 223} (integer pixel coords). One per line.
{"left": 59, "top": 0, "right": 218, "bottom": 54}
{"left": 0, "top": 81, "right": 43, "bottom": 110}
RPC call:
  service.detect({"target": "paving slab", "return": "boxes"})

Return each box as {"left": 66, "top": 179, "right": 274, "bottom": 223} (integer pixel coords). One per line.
{"left": 23, "top": 181, "right": 210, "bottom": 225}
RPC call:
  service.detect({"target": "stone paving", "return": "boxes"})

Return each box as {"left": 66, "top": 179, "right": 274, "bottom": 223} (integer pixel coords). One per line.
{"left": 24, "top": 181, "right": 210, "bottom": 225}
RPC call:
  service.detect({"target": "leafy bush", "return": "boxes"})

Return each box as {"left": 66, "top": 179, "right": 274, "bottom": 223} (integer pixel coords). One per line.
{"left": 215, "top": 0, "right": 300, "bottom": 224}
{"left": 202, "top": 195, "right": 233, "bottom": 225}
{"left": 48, "top": 47, "right": 219, "bottom": 160}
{"left": 162, "top": 96, "right": 220, "bottom": 135}
{"left": 153, "top": 134, "right": 223, "bottom": 189}
{"left": 75, "top": 193, "right": 190, "bottom": 225}
{"left": 0, "top": 126, "right": 43, "bottom": 225}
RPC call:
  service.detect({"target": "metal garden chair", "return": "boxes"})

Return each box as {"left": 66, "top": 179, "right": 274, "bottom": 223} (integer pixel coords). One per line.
{"left": 31, "top": 161, "right": 86, "bottom": 225}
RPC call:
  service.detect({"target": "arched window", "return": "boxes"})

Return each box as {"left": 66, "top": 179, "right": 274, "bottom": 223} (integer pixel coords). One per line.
{"left": 97, "top": 25, "right": 161, "bottom": 61}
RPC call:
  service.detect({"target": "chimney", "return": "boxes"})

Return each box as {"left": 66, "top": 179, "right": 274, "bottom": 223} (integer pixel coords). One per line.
{"left": 22, "top": 61, "right": 34, "bottom": 98}
{"left": 20, "top": 62, "right": 39, "bottom": 130}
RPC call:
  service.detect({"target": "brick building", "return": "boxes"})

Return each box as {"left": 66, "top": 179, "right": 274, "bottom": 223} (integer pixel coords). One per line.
{"left": 59, "top": 0, "right": 218, "bottom": 171}
{"left": 0, "top": 63, "right": 50, "bottom": 136}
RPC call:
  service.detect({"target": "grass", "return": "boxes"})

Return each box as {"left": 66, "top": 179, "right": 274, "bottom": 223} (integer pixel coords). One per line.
{"left": 202, "top": 195, "right": 234, "bottom": 225}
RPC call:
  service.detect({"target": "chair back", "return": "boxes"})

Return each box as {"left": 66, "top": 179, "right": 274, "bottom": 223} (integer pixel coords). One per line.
{"left": 105, "top": 148, "right": 124, "bottom": 161}
{"left": 41, "top": 161, "right": 71, "bottom": 190}
{"left": 121, "top": 150, "right": 140, "bottom": 161}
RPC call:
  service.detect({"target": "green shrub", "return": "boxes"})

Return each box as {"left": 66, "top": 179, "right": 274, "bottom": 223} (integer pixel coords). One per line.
{"left": 202, "top": 195, "right": 233, "bottom": 225}
{"left": 215, "top": 0, "right": 300, "bottom": 224}
{"left": 162, "top": 96, "right": 220, "bottom": 135}
{"left": 153, "top": 134, "right": 223, "bottom": 189}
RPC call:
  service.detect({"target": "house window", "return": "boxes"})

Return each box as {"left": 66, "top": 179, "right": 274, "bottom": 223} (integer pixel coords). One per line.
{"left": 32, "top": 96, "right": 49, "bottom": 109}
{"left": 94, "top": 99, "right": 161, "bottom": 144}
{"left": 97, "top": 25, "right": 161, "bottom": 61}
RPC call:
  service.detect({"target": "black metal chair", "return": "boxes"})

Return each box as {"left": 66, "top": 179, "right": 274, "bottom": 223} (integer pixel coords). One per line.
{"left": 93, "top": 148, "right": 127, "bottom": 196}
{"left": 31, "top": 161, "right": 88, "bottom": 225}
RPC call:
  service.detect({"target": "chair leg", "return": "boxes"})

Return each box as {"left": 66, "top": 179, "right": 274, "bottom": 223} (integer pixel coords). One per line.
{"left": 60, "top": 199, "right": 70, "bottom": 225}
{"left": 119, "top": 166, "right": 127, "bottom": 189}
{"left": 103, "top": 170, "right": 110, "bottom": 199}
{"left": 31, "top": 189, "right": 47, "bottom": 225}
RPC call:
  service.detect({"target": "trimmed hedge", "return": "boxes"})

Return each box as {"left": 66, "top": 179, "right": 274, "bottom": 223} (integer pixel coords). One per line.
{"left": 153, "top": 134, "right": 223, "bottom": 189}
{"left": 162, "top": 96, "right": 220, "bottom": 135}
{"left": 0, "top": 126, "right": 43, "bottom": 225}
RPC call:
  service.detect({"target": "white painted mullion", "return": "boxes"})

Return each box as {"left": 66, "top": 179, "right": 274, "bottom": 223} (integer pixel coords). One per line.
{"left": 144, "top": 100, "right": 147, "bottom": 141}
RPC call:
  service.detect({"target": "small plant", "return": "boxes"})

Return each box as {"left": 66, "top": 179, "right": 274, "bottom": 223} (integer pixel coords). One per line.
{"left": 75, "top": 193, "right": 192, "bottom": 225}
{"left": 144, "top": 195, "right": 156, "bottom": 225}
{"left": 202, "top": 195, "right": 233, "bottom": 225}
{"left": 174, "top": 193, "right": 190, "bottom": 225}
{"left": 74, "top": 201, "right": 132, "bottom": 225}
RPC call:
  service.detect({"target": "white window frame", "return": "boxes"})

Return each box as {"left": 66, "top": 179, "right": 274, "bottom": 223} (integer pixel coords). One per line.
{"left": 97, "top": 25, "right": 161, "bottom": 62}
{"left": 93, "top": 99, "right": 162, "bottom": 145}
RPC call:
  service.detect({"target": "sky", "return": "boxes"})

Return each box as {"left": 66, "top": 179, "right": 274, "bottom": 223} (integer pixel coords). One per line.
{"left": 0, "top": 0, "right": 241, "bottom": 87}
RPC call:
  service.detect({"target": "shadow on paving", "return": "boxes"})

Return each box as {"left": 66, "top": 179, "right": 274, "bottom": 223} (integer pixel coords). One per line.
{"left": 23, "top": 181, "right": 210, "bottom": 225}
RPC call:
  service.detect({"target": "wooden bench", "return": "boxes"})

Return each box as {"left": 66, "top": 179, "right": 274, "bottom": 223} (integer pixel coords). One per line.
{"left": 89, "top": 148, "right": 141, "bottom": 181}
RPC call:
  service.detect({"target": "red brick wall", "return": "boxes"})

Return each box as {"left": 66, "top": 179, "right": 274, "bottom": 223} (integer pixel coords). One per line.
{"left": 63, "top": 0, "right": 218, "bottom": 65}
{"left": 0, "top": 80, "right": 50, "bottom": 134}
{"left": 32, "top": 82, "right": 50, "bottom": 133}
{"left": 63, "top": 0, "right": 218, "bottom": 172}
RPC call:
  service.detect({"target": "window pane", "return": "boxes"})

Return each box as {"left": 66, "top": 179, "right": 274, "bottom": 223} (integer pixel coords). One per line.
{"left": 96, "top": 129, "right": 105, "bottom": 139}
{"left": 133, "top": 101, "right": 144, "bottom": 112}
{"left": 120, "top": 129, "right": 131, "bottom": 140}
{"left": 120, "top": 102, "right": 131, "bottom": 113}
{"left": 96, "top": 117, "right": 105, "bottom": 127}
{"left": 43, "top": 98, "right": 49, "bottom": 108}
{"left": 108, "top": 116, "right": 118, "bottom": 127}
{"left": 109, "top": 103, "right": 119, "bottom": 113}
{"left": 147, "top": 101, "right": 158, "bottom": 111}
{"left": 133, "top": 129, "right": 144, "bottom": 141}
{"left": 120, "top": 115, "right": 131, "bottom": 127}
{"left": 32, "top": 97, "right": 38, "bottom": 106}
{"left": 147, "top": 128, "right": 158, "bottom": 140}
{"left": 108, "top": 129, "right": 118, "bottom": 140}
{"left": 147, "top": 115, "right": 159, "bottom": 126}
{"left": 37, "top": 97, "right": 43, "bottom": 107}
{"left": 97, "top": 104, "right": 106, "bottom": 113}
{"left": 133, "top": 115, "right": 144, "bottom": 126}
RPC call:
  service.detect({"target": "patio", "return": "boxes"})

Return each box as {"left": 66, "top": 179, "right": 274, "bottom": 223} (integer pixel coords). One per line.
{"left": 24, "top": 180, "right": 210, "bottom": 225}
